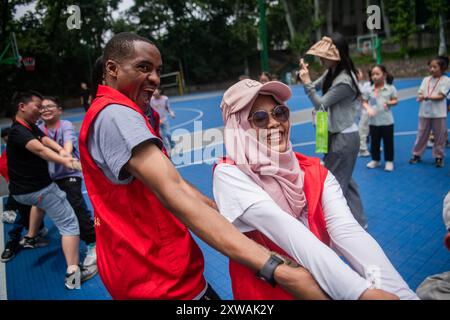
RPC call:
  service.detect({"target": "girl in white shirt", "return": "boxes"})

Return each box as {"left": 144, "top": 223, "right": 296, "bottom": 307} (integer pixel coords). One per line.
{"left": 409, "top": 56, "right": 450, "bottom": 168}
{"left": 213, "top": 79, "right": 418, "bottom": 300}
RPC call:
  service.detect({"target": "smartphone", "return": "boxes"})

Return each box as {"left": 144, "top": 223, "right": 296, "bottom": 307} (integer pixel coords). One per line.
{"left": 299, "top": 58, "right": 305, "bottom": 69}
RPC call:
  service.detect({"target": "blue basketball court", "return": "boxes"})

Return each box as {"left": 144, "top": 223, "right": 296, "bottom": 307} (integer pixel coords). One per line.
{"left": 1, "top": 78, "right": 449, "bottom": 300}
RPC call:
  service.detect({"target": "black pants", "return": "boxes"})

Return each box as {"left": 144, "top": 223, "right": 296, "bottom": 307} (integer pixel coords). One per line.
{"left": 6, "top": 196, "right": 44, "bottom": 241}
{"left": 199, "top": 283, "right": 221, "bottom": 300}
{"left": 369, "top": 124, "right": 394, "bottom": 162}
{"left": 56, "top": 177, "right": 96, "bottom": 244}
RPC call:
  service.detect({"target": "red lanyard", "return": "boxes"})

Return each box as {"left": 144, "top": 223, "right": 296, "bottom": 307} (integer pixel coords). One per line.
{"left": 44, "top": 121, "right": 60, "bottom": 140}
{"left": 15, "top": 119, "right": 32, "bottom": 131}
{"left": 427, "top": 77, "right": 441, "bottom": 97}
{"left": 373, "top": 84, "right": 384, "bottom": 98}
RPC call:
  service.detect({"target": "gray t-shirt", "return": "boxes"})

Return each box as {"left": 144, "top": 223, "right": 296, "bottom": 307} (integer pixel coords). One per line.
{"left": 87, "top": 104, "right": 162, "bottom": 184}
{"left": 304, "top": 70, "right": 360, "bottom": 133}
{"left": 362, "top": 84, "right": 398, "bottom": 126}
{"left": 38, "top": 120, "right": 83, "bottom": 180}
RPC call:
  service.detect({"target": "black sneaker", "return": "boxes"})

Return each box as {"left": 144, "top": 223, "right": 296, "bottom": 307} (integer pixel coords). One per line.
{"left": 409, "top": 155, "right": 421, "bottom": 164}
{"left": 1, "top": 240, "right": 21, "bottom": 263}
{"left": 21, "top": 235, "right": 50, "bottom": 249}
{"left": 436, "top": 158, "right": 444, "bottom": 168}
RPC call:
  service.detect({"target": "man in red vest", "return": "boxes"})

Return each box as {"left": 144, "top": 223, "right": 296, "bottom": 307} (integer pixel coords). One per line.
{"left": 79, "top": 32, "right": 329, "bottom": 300}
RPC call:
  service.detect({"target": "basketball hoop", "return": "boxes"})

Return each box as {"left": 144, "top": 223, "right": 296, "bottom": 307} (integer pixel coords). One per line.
{"left": 362, "top": 41, "right": 372, "bottom": 55}
{"left": 22, "top": 57, "right": 35, "bottom": 71}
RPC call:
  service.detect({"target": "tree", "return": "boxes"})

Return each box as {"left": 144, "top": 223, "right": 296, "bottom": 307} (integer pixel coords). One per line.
{"left": 0, "top": 0, "right": 120, "bottom": 114}
{"left": 380, "top": 0, "right": 391, "bottom": 39}
{"left": 279, "top": 0, "right": 316, "bottom": 55}
{"left": 326, "top": 0, "right": 333, "bottom": 35}
{"left": 125, "top": 0, "right": 260, "bottom": 84}
{"left": 385, "top": 0, "right": 417, "bottom": 58}
{"left": 425, "top": 0, "right": 448, "bottom": 56}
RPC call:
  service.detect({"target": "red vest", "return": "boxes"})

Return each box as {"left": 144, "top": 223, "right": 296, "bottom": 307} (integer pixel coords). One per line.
{"left": 79, "top": 85, "right": 206, "bottom": 299}
{"left": 0, "top": 149, "right": 8, "bottom": 183}
{"left": 214, "top": 153, "right": 330, "bottom": 300}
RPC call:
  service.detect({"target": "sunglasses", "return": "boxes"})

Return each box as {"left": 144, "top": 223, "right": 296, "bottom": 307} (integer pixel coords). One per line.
{"left": 248, "top": 105, "right": 290, "bottom": 128}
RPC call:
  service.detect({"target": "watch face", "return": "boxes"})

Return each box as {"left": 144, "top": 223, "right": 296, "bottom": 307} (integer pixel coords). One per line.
{"left": 271, "top": 252, "right": 286, "bottom": 264}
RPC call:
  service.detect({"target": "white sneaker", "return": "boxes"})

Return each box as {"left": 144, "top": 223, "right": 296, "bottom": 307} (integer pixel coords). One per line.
{"left": 80, "top": 263, "right": 98, "bottom": 283}
{"left": 359, "top": 150, "right": 371, "bottom": 157}
{"left": 366, "top": 160, "right": 381, "bottom": 169}
{"left": 384, "top": 161, "right": 394, "bottom": 172}
{"left": 83, "top": 243, "right": 97, "bottom": 267}
{"left": 2, "top": 210, "right": 17, "bottom": 224}
{"left": 65, "top": 265, "right": 81, "bottom": 290}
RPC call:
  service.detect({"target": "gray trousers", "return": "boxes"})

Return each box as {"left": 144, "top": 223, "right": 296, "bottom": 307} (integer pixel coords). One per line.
{"left": 324, "top": 131, "right": 367, "bottom": 227}
{"left": 412, "top": 117, "right": 447, "bottom": 159}
{"left": 358, "top": 110, "right": 370, "bottom": 153}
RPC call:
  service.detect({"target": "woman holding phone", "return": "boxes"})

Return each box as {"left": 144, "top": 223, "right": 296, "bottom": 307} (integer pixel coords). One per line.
{"left": 298, "top": 33, "right": 367, "bottom": 229}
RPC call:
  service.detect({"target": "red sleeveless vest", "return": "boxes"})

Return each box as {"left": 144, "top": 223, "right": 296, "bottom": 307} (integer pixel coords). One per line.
{"left": 214, "top": 153, "right": 330, "bottom": 300}
{"left": 0, "top": 149, "right": 8, "bottom": 183}
{"left": 79, "top": 85, "right": 206, "bottom": 299}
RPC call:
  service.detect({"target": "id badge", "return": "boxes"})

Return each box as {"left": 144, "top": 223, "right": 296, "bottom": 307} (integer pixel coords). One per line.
{"left": 369, "top": 96, "right": 378, "bottom": 109}
{"left": 423, "top": 100, "right": 432, "bottom": 116}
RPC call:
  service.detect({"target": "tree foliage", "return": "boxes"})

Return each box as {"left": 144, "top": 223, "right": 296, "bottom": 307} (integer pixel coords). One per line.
{"left": 384, "top": 0, "right": 417, "bottom": 58}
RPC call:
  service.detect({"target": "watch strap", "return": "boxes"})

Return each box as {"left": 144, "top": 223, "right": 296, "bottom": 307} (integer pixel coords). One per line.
{"left": 256, "top": 254, "right": 284, "bottom": 287}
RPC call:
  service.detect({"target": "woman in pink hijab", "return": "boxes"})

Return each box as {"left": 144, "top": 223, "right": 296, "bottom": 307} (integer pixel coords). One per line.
{"left": 213, "top": 79, "right": 418, "bottom": 300}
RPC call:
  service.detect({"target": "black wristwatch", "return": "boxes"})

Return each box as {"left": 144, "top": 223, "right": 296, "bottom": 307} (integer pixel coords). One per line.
{"left": 256, "top": 254, "right": 285, "bottom": 287}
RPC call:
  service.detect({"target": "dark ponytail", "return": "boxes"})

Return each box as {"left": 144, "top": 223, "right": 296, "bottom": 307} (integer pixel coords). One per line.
{"left": 428, "top": 56, "right": 449, "bottom": 72}
{"left": 322, "top": 32, "right": 361, "bottom": 100}
{"left": 371, "top": 64, "right": 394, "bottom": 85}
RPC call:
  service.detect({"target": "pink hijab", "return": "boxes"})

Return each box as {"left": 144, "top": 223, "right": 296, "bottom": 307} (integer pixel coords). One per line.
{"left": 221, "top": 80, "right": 307, "bottom": 218}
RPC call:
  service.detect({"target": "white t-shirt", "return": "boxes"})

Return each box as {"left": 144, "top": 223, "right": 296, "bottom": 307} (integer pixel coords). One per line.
{"left": 418, "top": 75, "right": 450, "bottom": 118}
{"left": 150, "top": 95, "right": 171, "bottom": 122}
{"left": 213, "top": 163, "right": 418, "bottom": 300}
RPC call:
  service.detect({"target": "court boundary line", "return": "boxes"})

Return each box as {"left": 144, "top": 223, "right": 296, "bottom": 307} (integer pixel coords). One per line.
{"left": 171, "top": 108, "right": 204, "bottom": 130}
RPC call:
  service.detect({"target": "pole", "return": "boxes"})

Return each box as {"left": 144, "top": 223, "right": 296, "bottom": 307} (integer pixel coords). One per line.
{"left": 178, "top": 59, "right": 185, "bottom": 95}
{"left": 375, "top": 37, "right": 382, "bottom": 64}
{"left": 258, "top": 0, "right": 269, "bottom": 72}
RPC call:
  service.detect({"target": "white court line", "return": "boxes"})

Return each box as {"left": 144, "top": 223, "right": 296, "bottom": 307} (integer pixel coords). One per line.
{"left": 0, "top": 199, "right": 7, "bottom": 300}
{"left": 169, "top": 91, "right": 224, "bottom": 103}
{"left": 171, "top": 108, "right": 204, "bottom": 130}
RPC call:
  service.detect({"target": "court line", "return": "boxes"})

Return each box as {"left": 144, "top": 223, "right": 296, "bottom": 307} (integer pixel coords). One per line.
{"left": 171, "top": 108, "right": 204, "bottom": 130}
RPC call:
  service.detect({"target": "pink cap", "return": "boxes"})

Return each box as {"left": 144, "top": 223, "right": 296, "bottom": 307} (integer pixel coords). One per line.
{"left": 220, "top": 79, "right": 292, "bottom": 120}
